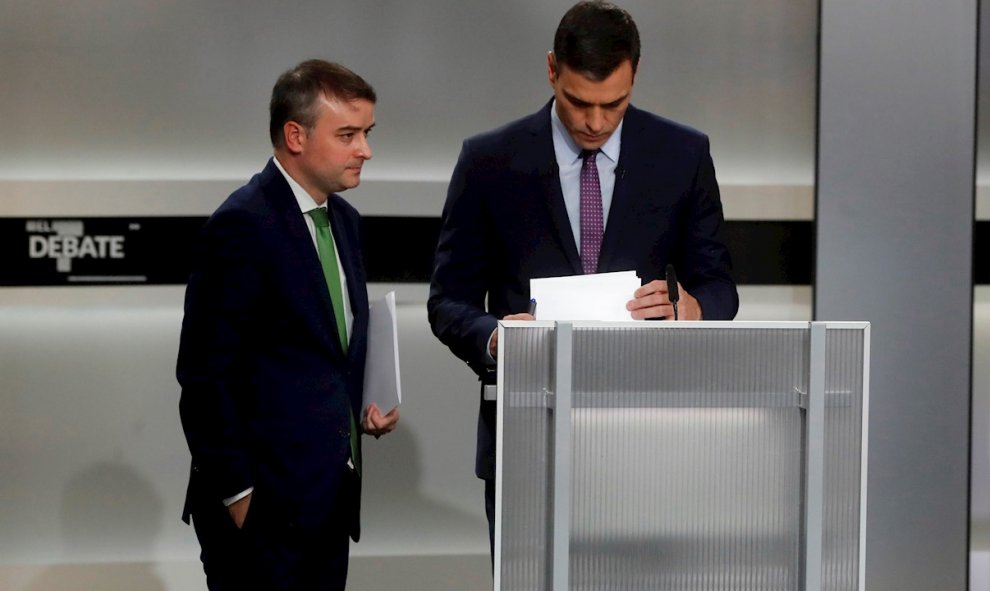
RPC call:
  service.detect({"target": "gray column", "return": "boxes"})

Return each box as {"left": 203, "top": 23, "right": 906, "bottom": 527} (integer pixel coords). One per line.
{"left": 817, "top": 1, "right": 975, "bottom": 589}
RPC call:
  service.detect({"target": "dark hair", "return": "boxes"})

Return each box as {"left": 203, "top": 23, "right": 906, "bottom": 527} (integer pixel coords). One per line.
{"left": 552, "top": 1, "right": 640, "bottom": 81}
{"left": 269, "top": 59, "right": 377, "bottom": 148}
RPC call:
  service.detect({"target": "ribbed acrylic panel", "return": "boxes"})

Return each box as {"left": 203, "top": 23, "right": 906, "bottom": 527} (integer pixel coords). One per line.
{"left": 499, "top": 324, "right": 555, "bottom": 591}
{"left": 569, "top": 326, "right": 807, "bottom": 591}
{"left": 497, "top": 323, "right": 867, "bottom": 591}
{"left": 822, "top": 328, "right": 865, "bottom": 590}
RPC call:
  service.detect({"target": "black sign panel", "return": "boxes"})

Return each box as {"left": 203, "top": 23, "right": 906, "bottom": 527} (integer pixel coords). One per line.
{"left": 1, "top": 215, "right": 817, "bottom": 287}
{"left": 0, "top": 217, "right": 205, "bottom": 286}
{"left": 5, "top": 216, "right": 982, "bottom": 287}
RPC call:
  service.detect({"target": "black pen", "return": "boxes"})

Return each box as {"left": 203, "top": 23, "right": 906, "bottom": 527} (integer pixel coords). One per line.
{"left": 528, "top": 298, "right": 537, "bottom": 316}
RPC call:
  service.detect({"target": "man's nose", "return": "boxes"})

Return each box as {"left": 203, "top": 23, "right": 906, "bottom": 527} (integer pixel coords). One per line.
{"left": 356, "top": 134, "right": 372, "bottom": 159}
{"left": 585, "top": 107, "right": 604, "bottom": 133}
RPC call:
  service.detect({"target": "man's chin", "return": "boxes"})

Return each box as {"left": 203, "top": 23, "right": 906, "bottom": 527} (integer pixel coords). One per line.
{"left": 337, "top": 173, "right": 362, "bottom": 191}
{"left": 575, "top": 135, "right": 608, "bottom": 150}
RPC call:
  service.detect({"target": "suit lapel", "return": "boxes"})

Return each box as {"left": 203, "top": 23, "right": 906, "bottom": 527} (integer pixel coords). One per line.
{"left": 529, "top": 103, "right": 582, "bottom": 275}
{"left": 598, "top": 106, "right": 641, "bottom": 273}
{"left": 326, "top": 197, "right": 369, "bottom": 363}
{"left": 261, "top": 161, "right": 347, "bottom": 360}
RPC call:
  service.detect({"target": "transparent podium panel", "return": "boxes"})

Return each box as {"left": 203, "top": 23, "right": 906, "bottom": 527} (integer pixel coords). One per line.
{"left": 822, "top": 327, "right": 868, "bottom": 590}
{"left": 495, "top": 322, "right": 869, "bottom": 591}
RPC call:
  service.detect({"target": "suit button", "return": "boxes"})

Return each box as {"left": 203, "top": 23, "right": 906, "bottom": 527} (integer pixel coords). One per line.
{"left": 338, "top": 428, "right": 350, "bottom": 437}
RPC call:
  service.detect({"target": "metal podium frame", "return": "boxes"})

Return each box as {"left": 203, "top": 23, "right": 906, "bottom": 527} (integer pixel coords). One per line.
{"left": 493, "top": 321, "right": 869, "bottom": 591}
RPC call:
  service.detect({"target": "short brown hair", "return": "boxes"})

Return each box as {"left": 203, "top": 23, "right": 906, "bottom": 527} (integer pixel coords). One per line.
{"left": 553, "top": 1, "right": 640, "bottom": 81}
{"left": 269, "top": 60, "right": 377, "bottom": 148}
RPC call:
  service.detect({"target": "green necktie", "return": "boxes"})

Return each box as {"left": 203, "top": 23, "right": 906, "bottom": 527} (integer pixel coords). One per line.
{"left": 307, "top": 207, "right": 361, "bottom": 475}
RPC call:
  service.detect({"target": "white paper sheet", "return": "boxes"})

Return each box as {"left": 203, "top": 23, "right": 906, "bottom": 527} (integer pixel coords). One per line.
{"left": 363, "top": 291, "right": 402, "bottom": 414}
{"left": 529, "top": 270, "right": 642, "bottom": 321}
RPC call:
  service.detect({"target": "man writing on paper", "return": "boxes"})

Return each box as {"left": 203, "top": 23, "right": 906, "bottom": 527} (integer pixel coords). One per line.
{"left": 427, "top": 0, "right": 737, "bottom": 557}
{"left": 177, "top": 59, "right": 399, "bottom": 590}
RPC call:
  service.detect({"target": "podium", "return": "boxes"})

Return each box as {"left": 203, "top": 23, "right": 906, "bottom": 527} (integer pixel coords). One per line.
{"left": 493, "top": 321, "right": 869, "bottom": 591}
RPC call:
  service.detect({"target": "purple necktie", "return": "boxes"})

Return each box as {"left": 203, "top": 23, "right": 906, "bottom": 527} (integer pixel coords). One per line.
{"left": 580, "top": 149, "right": 603, "bottom": 274}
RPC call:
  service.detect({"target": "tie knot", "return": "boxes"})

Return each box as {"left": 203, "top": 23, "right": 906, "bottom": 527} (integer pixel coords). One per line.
{"left": 581, "top": 149, "right": 599, "bottom": 163}
{"left": 307, "top": 207, "right": 330, "bottom": 228}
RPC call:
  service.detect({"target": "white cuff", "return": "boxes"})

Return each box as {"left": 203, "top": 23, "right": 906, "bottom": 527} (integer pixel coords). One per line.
{"left": 223, "top": 487, "right": 253, "bottom": 506}
{"left": 486, "top": 329, "right": 497, "bottom": 363}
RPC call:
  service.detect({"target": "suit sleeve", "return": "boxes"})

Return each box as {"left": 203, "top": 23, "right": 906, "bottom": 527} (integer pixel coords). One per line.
{"left": 427, "top": 140, "right": 499, "bottom": 378}
{"left": 677, "top": 136, "right": 739, "bottom": 320}
{"left": 177, "top": 208, "right": 262, "bottom": 502}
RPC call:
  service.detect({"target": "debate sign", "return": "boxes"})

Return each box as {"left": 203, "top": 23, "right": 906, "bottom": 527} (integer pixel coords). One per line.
{"left": 1, "top": 217, "right": 204, "bottom": 286}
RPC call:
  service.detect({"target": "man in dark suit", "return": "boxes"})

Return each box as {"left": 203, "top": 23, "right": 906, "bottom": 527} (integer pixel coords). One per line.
{"left": 427, "top": 1, "right": 738, "bottom": 556}
{"left": 177, "top": 59, "right": 399, "bottom": 591}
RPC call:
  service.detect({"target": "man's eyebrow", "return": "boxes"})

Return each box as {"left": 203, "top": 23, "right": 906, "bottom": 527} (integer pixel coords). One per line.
{"left": 562, "top": 89, "right": 628, "bottom": 108}
{"left": 562, "top": 90, "right": 591, "bottom": 106}
{"left": 337, "top": 122, "right": 376, "bottom": 133}
{"left": 602, "top": 95, "right": 629, "bottom": 108}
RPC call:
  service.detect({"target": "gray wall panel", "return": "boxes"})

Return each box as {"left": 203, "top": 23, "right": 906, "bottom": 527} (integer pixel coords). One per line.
{"left": 0, "top": 0, "right": 816, "bottom": 185}
{"left": 0, "top": 1, "right": 826, "bottom": 589}
{"left": 817, "top": 1, "right": 974, "bottom": 589}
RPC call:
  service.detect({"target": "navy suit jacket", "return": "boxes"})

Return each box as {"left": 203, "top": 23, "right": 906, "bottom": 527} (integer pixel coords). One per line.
{"left": 177, "top": 158, "right": 369, "bottom": 539}
{"left": 428, "top": 101, "right": 738, "bottom": 479}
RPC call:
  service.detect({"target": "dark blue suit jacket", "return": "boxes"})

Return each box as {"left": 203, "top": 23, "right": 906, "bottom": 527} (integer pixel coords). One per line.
{"left": 428, "top": 102, "right": 737, "bottom": 479}
{"left": 178, "top": 158, "right": 369, "bottom": 539}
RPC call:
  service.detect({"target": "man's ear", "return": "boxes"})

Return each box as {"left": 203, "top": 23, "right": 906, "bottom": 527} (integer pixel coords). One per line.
{"left": 283, "top": 121, "right": 306, "bottom": 155}
{"left": 547, "top": 51, "right": 557, "bottom": 87}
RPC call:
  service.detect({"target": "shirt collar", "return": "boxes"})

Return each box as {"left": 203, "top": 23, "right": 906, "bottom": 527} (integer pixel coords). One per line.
{"left": 550, "top": 99, "right": 623, "bottom": 165}
{"left": 272, "top": 155, "right": 325, "bottom": 214}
